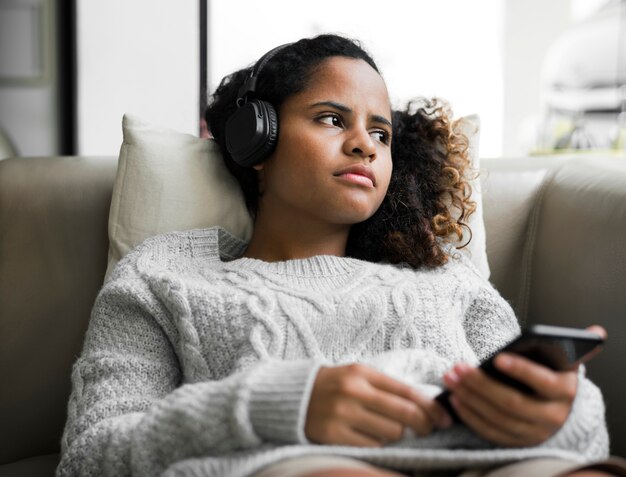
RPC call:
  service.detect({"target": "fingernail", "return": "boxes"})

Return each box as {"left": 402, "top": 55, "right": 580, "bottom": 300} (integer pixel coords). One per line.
{"left": 497, "top": 354, "right": 512, "bottom": 369}
{"left": 455, "top": 363, "right": 470, "bottom": 376}
{"left": 444, "top": 371, "right": 459, "bottom": 385}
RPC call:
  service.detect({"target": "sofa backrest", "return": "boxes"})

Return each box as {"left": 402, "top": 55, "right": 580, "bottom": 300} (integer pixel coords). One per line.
{"left": 1, "top": 154, "right": 625, "bottom": 464}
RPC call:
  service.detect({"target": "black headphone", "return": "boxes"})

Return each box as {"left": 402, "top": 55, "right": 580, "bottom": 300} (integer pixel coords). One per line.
{"left": 224, "top": 43, "right": 293, "bottom": 168}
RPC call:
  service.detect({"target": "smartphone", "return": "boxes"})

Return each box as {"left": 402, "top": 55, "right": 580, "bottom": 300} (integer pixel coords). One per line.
{"left": 435, "top": 324, "right": 605, "bottom": 423}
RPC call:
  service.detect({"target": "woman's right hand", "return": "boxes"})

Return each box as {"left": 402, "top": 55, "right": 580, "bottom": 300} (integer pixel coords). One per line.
{"left": 305, "top": 363, "right": 452, "bottom": 447}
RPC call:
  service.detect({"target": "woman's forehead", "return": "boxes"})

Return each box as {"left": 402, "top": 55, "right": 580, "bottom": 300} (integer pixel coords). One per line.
{"left": 290, "top": 57, "right": 391, "bottom": 119}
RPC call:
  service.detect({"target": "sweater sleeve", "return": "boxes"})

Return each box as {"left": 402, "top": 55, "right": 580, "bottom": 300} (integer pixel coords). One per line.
{"left": 462, "top": 284, "right": 521, "bottom": 362}
{"left": 56, "top": 276, "right": 322, "bottom": 477}
{"left": 463, "top": 282, "right": 609, "bottom": 461}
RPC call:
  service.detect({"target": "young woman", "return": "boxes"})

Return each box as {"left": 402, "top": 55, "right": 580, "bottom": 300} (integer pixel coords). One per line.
{"left": 57, "top": 34, "right": 623, "bottom": 477}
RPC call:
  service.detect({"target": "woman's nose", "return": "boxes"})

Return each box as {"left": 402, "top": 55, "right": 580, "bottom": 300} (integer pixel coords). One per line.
{"left": 343, "top": 126, "right": 376, "bottom": 159}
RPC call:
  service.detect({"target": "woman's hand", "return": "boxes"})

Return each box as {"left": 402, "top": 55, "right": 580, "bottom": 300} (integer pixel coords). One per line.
{"left": 442, "top": 325, "right": 607, "bottom": 447}
{"left": 305, "top": 363, "right": 451, "bottom": 447}
{"left": 443, "top": 354, "right": 577, "bottom": 447}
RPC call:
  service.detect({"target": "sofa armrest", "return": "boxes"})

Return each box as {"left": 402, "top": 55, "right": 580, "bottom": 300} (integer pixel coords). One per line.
{"left": 0, "top": 156, "right": 117, "bottom": 465}
{"left": 525, "top": 157, "right": 626, "bottom": 457}
{"left": 482, "top": 155, "right": 626, "bottom": 458}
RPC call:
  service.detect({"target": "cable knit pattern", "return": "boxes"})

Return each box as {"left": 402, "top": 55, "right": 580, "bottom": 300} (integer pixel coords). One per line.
{"left": 56, "top": 226, "right": 609, "bottom": 477}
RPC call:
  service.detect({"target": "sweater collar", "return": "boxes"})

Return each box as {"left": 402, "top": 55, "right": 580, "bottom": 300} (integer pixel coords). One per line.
{"left": 225, "top": 254, "right": 365, "bottom": 277}
{"left": 212, "top": 226, "right": 366, "bottom": 277}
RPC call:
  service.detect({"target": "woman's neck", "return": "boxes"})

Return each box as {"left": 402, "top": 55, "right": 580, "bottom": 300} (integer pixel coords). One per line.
{"left": 242, "top": 209, "right": 351, "bottom": 262}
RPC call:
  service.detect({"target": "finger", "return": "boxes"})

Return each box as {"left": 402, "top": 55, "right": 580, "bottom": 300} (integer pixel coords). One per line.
{"left": 363, "top": 368, "right": 450, "bottom": 430}
{"left": 451, "top": 378, "right": 559, "bottom": 442}
{"left": 361, "top": 384, "right": 448, "bottom": 435}
{"left": 412, "top": 389, "right": 453, "bottom": 430}
{"left": 362, "top": 380, "right": 453, "bottom": 436}
{"left": 492, "top": 354, "right": 578, "bottom": 401}
{"left": 446, "top": 365, "right": 573, "bottom": 432}
{"left": 359, "top": 367, "right": 442, "bottom": 433}
{"left": 581, "top": 325, "right": 606, "bottom": 363}
{"left": 449, "top": 395, "right": 528, "bottom": 447}
{"left": 446, "top": 363, "right": 547, "bottom": 422}
{"left": 586, "top": 325, "right": 607, "bottom": 340}
{"left": 364, "top": 366, "right": 421, "bottom": 402}
{"left": 349, "top": 405, "right": 406, "bottom": 443}
{"left": 361, "top": 389, "right": 427, "bottom": 432}
{"left": 336, "top": 425, "right": 384, "bottom": 447}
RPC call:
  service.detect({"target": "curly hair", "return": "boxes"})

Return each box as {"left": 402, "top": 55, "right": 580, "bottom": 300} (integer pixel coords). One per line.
{"left": 204, "top": 34, "right": 477, "bottom": 269}
{"left": 346, "top": 98, "right": 477, "bottom": 268}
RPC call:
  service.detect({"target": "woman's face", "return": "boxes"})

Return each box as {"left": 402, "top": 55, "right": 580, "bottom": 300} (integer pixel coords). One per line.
{"left": 255, "top": 57, "right": 393, "bottom": 227}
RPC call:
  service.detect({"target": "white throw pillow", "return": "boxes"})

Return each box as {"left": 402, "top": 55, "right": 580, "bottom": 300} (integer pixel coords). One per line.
{"left": 105, "top": 113, "right": 489, "bottom": 281}
{"left": 104, "top": 114, "right": 254, "bottom": 281}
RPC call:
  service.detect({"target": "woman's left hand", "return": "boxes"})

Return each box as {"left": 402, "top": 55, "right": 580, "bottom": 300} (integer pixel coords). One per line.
{"left": 442, "top": 353, "right": 578, "bottom": 447}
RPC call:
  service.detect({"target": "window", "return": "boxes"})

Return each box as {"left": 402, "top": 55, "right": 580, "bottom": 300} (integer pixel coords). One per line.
{"left": 209, "top": 0, "right": 504, "bottom": 157}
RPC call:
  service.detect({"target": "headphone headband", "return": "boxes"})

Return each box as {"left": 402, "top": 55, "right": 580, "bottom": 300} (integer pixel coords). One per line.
{"left": 236, "top": 43, "right": 293, "bottom": 104}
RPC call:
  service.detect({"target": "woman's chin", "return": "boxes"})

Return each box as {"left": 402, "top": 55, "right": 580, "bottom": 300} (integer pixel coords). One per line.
{"left": 328, "top": 208, "right": 380, "bottom": 226}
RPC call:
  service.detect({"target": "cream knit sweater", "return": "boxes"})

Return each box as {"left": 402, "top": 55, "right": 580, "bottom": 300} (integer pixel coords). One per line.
{"left": 56, "top": 226, "right": 609, "bottom": 477}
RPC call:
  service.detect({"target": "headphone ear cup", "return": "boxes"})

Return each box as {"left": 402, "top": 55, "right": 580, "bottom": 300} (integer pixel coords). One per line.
{"left": 262, "top": 100, "right": 279, "bottom": 154}
{"left": 225, "top": 100, "right": 279, "bottom": 168}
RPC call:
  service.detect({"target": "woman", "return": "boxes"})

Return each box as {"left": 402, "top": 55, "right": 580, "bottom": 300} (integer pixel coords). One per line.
{"left": 57, "top": 34, "right": 622, "bottom": 477}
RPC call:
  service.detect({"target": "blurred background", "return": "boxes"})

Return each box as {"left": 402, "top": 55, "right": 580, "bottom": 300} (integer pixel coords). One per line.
{"left": 0, "top": 0, "right": 624, "bottom": 160}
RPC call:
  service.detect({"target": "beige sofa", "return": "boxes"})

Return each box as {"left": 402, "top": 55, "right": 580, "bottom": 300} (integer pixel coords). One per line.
{"left": 1, "top": 153, "right": 625, "bottom": 476}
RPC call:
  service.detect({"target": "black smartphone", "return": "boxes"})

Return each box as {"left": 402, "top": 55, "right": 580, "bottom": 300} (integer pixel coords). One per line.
{"left": 435, "top": 324, "right": 605, "bottom": 423}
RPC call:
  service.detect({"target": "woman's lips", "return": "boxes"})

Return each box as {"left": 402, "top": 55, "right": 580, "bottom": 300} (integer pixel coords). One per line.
{"left": 333, "top": 164, "right": 376, "bottom": 186}
{"left": 335, "top": 172, "right": 375, "bottom": 188}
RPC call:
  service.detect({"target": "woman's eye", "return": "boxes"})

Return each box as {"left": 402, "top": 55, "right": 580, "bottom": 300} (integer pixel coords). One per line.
{"left": 318, "top": 114, "right": 342, "bottom": 127}
{"left": 371, "top": 130, "right": 390, "bottom": 144}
